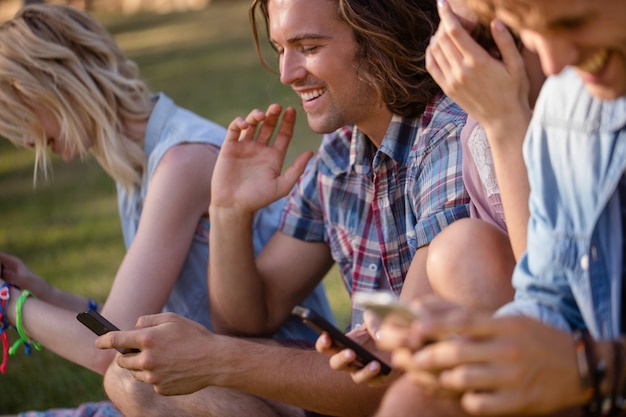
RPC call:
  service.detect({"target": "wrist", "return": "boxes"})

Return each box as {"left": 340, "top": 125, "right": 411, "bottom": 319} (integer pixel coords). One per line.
{"left": 208, "top": 204, "right": 255, "bottom": 226}
{"left": 482, "top": 109, "right": 532, "bottom": 148}
{"left": 574, "top": 331, "right": 626, "bottom": 416}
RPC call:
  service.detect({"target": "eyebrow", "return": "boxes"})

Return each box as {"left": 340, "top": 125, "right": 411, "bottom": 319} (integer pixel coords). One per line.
{"left": 271, "top": 33, "right": 333, "bottom": 46}
{"left": 545, "top": 14, "right": 590, "bottom": 31}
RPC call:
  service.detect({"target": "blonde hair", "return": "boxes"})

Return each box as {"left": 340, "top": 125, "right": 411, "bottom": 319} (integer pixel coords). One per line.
{"left": 0, "top": 4, "right": 152, "bottom": 192}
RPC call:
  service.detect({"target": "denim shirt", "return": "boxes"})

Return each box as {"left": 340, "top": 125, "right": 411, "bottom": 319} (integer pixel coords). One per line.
{"left": 498, "top": 69, "right": 626, "bottom": 339}
{"left": 117, "top": 93, "right": 334, "bottom": 341}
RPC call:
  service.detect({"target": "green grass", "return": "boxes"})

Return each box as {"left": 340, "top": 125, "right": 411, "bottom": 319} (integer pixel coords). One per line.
{"left": 0, "top": 1, "right": 350, "bottom": 413}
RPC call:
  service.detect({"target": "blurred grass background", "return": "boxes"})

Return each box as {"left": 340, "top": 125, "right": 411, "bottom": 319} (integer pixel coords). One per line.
{"left": 0, "top": 1, "right": 350, "bottom": 413}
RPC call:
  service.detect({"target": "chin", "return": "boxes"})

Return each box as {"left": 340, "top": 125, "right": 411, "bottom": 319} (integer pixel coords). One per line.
{"left": 584, "top": 82, "right": 626, "bottom": 101}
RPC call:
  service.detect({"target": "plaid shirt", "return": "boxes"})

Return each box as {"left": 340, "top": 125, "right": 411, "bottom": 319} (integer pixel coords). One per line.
{"left": 280, "top": 94, "right": 469, "bottom": 328}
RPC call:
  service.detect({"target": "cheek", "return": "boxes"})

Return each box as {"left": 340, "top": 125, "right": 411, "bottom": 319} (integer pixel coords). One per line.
{"left": 519, "top": 30, "right": 540, "bottom": 54}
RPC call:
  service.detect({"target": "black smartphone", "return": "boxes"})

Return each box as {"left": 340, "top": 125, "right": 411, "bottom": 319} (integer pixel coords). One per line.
{"left": 76, "top": 309, "right": 139, "bottom": 354}
{"left": 291, "top": 305, "right": 391, "bottom": 375}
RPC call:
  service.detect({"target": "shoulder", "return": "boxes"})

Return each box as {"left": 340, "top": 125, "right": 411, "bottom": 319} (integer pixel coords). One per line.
{"left": 159, "top": 143, "right": 218, "bottom": 170}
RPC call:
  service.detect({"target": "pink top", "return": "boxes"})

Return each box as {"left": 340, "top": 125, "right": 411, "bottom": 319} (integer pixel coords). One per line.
{"left": 461, "top": 116, "right": 507, "bottom": 234}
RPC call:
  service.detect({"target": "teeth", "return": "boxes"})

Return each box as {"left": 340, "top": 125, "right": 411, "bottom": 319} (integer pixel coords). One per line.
{"left": 577, "top": 49, "right": 609, "bottom": 73}
{"left": 300, "top": 88, "right": 326, "bottom": 101}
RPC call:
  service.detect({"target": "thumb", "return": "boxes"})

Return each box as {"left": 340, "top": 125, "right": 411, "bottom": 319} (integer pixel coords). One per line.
{"left": 280, "top": 151, "right": 314, "bottom": 194}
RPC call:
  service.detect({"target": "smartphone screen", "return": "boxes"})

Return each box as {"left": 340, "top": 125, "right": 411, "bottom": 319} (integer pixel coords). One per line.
{"left": 76, "top": 309, "right": 139, "bottom": 354}
{"left": 291, "top": 305, "right": 391, "bottom": 375}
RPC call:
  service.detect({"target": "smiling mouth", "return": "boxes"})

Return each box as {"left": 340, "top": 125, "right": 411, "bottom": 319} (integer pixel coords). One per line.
{"left": 299, "top": 88, "right": 326, "bottom": 101}
{"left": 576, "top": 49, "right": 609, "bottom": 74}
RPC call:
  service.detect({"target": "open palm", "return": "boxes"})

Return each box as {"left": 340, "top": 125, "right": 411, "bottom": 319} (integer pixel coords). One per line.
{"left": 211, "top": 104, "right": 313, "bottom": 213}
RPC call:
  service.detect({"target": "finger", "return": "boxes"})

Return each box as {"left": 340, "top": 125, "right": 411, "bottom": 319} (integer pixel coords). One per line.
{"left": 96, "top": 330, "right": 140, "bottom": 352}
{"left": 328, "top": 348, "right": 360, "bottom": 372}
{"left": 363, "top": 309, "right": 382, "bottom": 338}
{"left": 439, "top": 361, "right": 507, "bottom": 392}
{"left": 432, "top": 9, "right": 464, "bottom": 67}
{"left": 437, "top": 0, "right": 487, "bottom": 60}
{"left": 417, "top": 308, "right": 496, "bottom": 341}
{"left": 135, "top": 312, "right": 178, "bottom": 329}
{"left": 279, "top": 150, "right": 313, "bottom": 195}
{"left": 241, "top": 109, "right": 267, "bottom": 141}
{"left": 375, "top": 321, "right": 411, "bottom": 351}
{"left": 425, "top": 45, "right": 445, "bottom": 87}
{"left": 225, "top": 117, "right": 249, "bottom": 143}
{"left": 115, "top": 349, "right": 143, "bottom": 372}
{"left": 350, "top": 361, "right": 382, "bottom": 384}
{"left": 390, "top": 347, "right": 416, "bottom": 371}
{"left": 255, "top": 103, "right": 283, "bottom": 145}
{"left": 461, "top": 389, "right": 524, "bottom": 416}
{"left": 427, "top": 32, "right": 454, "bottom": 85}
{"left": 271, "top": 106, "right": 296, "bottom": 154}
{"left": 490, "top": 19, "right": 524, "bottom": 74}
{"left": 315, "top": 332, "right": 336, "bottom": 354}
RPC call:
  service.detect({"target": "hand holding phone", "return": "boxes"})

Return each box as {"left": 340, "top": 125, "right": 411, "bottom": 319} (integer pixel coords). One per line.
{"left": 76, "top": 309, "right": 139, "bottom": 354}
{"left": 291, "top": 305, "right": 391, "bottom": 375}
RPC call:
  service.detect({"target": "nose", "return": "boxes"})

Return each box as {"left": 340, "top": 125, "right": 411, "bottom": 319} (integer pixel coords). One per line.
{"left": 21, "top": 132, "right": 36, "bottom": 149}
{"left": 520, "top": 30, "right": 579, "bottom": 76}
{"left": 279, "top": 49, "right": 307, "bottom": 86}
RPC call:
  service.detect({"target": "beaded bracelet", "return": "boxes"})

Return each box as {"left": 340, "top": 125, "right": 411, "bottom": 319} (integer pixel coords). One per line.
{"left": 9, "top": 289, "right": 42, "bottom": 356}
{"left": 87, "top": 298, "right": 98, "bottom": 312}
{"left": 0, "top": 282, "right": 14, "bottom": 374}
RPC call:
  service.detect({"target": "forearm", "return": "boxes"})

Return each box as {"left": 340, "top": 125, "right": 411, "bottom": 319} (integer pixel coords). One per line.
{"left": 43, "top": 284, "right": 93, "bottom": 312}
{"left": 212, "top": 336, "right": 387, "bottom": 416}
{"left": 484, "top": 112, "right": 531, "bottom": 260}
{"left": 3, "top": 286, "right": 115, "bottom": 374}
{"left": 208, "top": 206, "right": 272, "bottom": 335}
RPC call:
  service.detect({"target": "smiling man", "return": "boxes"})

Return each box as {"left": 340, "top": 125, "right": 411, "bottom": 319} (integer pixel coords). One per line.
{"left": 95, "top": 0, "right": 470, "bottom": 416}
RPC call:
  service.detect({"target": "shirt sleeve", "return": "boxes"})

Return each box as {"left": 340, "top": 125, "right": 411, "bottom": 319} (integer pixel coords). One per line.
{"left": 409, "top": 102, "right": 470, "bottom": 249}
{"left": 279, "top": 154, "right": 327, "bottom": 243}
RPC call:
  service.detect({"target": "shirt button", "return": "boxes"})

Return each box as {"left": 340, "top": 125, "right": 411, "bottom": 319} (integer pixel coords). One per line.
{"left": 368, "top": 264, "right": 378, "bottom": 272}
{"left": 580, "top": 254, "right": 589, "bottom": 270}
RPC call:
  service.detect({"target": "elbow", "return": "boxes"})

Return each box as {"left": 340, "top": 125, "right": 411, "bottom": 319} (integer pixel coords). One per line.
{"left": 209, "top": 305, "right": 277, "bottom": 337}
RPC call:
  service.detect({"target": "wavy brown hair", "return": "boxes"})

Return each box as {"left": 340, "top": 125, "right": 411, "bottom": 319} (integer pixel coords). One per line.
{"left": 250, "top": 0, "right": 441, "bottom": 119}
{"left": 0, "top": 4, "right": 152, "bottom": 191}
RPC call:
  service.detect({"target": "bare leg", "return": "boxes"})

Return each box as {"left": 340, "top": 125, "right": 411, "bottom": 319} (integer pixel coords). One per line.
{"left": 376, "top": 374, "right": 584, "bottom": 417}
{"left": 375, "top": 375, "right": 470, "bottom": 417}
{"left": 427, "top": 218, "right": 515, "bottom": 312}
{"left": 104, "top": 361, "right": 305, "bottom": 417}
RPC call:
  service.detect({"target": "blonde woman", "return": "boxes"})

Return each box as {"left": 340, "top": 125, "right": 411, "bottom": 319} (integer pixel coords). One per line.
{"left": 0, "top": 4, "right": 333, "bottom": 416}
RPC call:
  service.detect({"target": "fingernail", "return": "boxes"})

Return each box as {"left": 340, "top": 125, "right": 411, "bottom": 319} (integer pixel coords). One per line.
{"left": 368, "top": 361, "right": 378, "bottom": 371}
{"left": 495, "top": 19, "right": 506, "bottom": 32}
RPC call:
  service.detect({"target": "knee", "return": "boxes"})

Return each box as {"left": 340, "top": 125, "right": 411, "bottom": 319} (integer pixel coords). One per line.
{"left": 427, "top": 219, "right": 475, "bottom": 289}
{"left": 427, "top": 219, "right": 515, "bottom": 311}
{"left": 103, "top": 359, "right": 151, "bottom": 417}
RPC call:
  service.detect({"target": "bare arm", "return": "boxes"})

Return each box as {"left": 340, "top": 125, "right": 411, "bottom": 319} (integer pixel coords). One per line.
{"left": 426, "top": 1, "right": 533, "bottom": 259}
{"left": 209, "top": 104, "right": 333, "bottom": 335}
{"left": 0, "top": 251, "right": 91, "bottom": 311}
{"left": 3, "top": 143, "right": 216, "bottom": 374}
{"left": 99, "top": 312, "right": 386, "bottom": 417}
